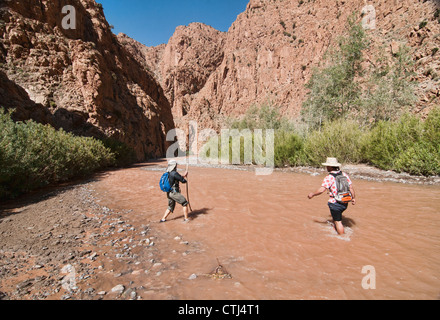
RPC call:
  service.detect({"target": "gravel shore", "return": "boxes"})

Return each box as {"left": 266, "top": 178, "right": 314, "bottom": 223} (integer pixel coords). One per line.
{"left": 0, "top": 181, "right": 161, "bottom": 300}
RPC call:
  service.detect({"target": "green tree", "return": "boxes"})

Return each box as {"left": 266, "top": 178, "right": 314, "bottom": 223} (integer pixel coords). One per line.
{"left": 302, "top": 14, "right": 368, "bottom": 128}
{"left": 361, "top": 45, "right": 417, "bottom": 123}
{"left": 302, "top": 13, "right": 417, "bottom": 128}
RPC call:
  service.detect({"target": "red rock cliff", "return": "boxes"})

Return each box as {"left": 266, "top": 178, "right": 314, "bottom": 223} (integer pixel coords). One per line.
{"left": 0, "top": 0, "right": 175, "bottom": 160}
{"left": 126, "top": 0, "right": 440, "bottom": 131}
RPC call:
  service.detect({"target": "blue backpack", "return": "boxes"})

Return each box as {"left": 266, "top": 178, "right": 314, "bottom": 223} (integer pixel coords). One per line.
{"left": 160, "top": 172, "right": 172, "bottom": 192}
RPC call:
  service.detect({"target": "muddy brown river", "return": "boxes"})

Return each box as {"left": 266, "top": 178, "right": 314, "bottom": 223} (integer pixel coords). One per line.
{"left": 91, "top": 162, "right": 440, "bottom": 300}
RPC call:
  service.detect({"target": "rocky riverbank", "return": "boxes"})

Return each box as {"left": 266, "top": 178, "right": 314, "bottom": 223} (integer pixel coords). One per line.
{"left": 0, "top": 180, "right": 166, "bottom": 300}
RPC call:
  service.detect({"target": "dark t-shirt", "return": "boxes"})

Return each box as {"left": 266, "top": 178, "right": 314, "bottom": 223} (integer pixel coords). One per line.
{"left": 169, "top": 171, "right": 187, "bottom": 191}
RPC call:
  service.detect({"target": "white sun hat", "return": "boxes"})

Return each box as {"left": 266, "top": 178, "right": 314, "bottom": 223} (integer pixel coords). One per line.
{"left": 167, "top": 160, "right": 178, "bottom": 172}
{"left": 322, "top": 157, "right": 342, "bottom": 167}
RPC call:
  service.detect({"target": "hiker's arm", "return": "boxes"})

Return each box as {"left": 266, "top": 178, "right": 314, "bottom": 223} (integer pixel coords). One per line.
{"left": 308, "top": 187, "right": 326, "bottom": 199}
{"left": 176, "top": 172, "right": 187, "bottom": 184}
{"left": 350, "top": 185, "right": 356, "bottom": 205}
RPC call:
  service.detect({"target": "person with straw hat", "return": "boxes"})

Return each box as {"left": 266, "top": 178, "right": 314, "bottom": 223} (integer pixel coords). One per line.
{"left": 160, "top": 160, "right": 190, "bottom": 223}
{"left": 308, "top": 157, "right": 356, "bottom": 235}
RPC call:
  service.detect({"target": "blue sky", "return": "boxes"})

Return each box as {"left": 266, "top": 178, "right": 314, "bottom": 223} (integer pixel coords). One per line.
{"left": 97, "top": 0, "right": 249, "bottom": 47}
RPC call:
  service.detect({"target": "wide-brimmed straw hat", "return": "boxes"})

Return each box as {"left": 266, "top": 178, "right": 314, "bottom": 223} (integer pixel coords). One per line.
{"left": 322, "top": 157, "right": 342, "bottom": 167}
{"left": 167, "top": 160, "right": 178, "bottom": 172}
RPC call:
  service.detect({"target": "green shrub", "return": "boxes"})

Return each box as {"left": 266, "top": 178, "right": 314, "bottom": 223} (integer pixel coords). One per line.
{"left": 424, "top": 106, "right": 440, "bottom": 146}
{"left": 360, "top": 113, "right": 424, "bottom": 170}
{"left": 394, "top": 142, "right": 440, "bottom": 176}
{"left": 394, "top": 106, "right": 440, "bottom": 176}
{"left": 303, "top": 119, "right": 365, "bottom": 166}
{"left": 101, "top": 138, "right": 136, "bottom": 167}
{"left": 359, "top": 108, "right": 440, "bottom": 176}
{"left": 0, "top": 108, "right": 115, "bottom": 200}
{"left": 274, "top": 131, "right": 305, "bottom": 167}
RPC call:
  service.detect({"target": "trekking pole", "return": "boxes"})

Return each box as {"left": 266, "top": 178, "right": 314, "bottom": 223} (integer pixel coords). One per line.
{"left": 186, "top": 175, "right": 193, "bottom": 212}
{"left": 186, "top": 129, "right": 193, "bottom": 212}
{"left": 185, "top": 162, "right": 193, "bottom": 212}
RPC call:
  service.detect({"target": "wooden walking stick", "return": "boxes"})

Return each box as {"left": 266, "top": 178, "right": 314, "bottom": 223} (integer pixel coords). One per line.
{"left": 185, "top": 162, "right": 193, "bottom": 212}
{"left": 186, "top": 128, "right": 193, "bottom": 212}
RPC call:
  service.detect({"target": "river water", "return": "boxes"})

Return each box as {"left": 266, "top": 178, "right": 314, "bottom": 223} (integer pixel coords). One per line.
{"left": 91, "top": 162, "right": 440, "bottom": 300}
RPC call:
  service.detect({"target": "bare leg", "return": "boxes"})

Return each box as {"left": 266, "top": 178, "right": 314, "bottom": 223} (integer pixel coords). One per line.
{"left": 161, "top": 209, "right": 172, "bottom": 222}
{"left": 183, "top": 206, "right": 189, "bottom": 221}
{"left": 334, "top": 221, "right": 345, "bottom": 235}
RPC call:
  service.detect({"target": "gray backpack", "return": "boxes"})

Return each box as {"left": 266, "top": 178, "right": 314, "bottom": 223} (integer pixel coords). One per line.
{"left": 330, "top": 172, "right": 353, "bottom": 204}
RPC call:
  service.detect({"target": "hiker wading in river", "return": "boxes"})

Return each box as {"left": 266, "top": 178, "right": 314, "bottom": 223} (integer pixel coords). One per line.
{"left": 308, "top": 157, "right": 356, "bottom": 235}
{"left": 161, "top": 160, "right": 191, "bottom": 223}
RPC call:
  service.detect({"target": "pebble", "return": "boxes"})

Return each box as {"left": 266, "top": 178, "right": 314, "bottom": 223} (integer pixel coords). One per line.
{"left": 111, "top": 285, "right": 125, "bottom": 294}
{"left": 188, "top": 274, "right": 197, "bottom": 280}
{"left": 89, "top": 252, "right": 98, "bottom": 260}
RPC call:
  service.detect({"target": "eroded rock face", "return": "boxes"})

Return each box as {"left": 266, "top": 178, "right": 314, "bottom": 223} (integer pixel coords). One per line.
{"left": 124, "top": 0, "right": 440, "bottom": 131}
{"left": 119, "top": 23, "right": 227, "bottom": 130}
{"left": 0, "top": 0, "right": 174, "bottom": 160}
{"left": 2, "top": 0, "right": 439, "bottom": 158}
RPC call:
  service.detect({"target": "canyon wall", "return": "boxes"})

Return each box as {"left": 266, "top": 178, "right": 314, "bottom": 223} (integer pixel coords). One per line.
{"left": 0, "top": 0, "right": 175, "bottom": 160}
{"left": 1, "top": 0, "right": 439, "bottom": 159}
{"left": 129, "top": 0, "right": 440, "bottom": 131}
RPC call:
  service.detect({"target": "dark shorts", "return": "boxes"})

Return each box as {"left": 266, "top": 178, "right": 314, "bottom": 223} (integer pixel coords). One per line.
{"left": 328, "top": 202, "right": 348, "bottom": 222}
{"left": 167, "top": 190, "right": 188, "bottom": 212}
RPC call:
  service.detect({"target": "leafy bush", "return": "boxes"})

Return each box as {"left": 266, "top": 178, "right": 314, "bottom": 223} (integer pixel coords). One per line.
{"left": 360, "top": 113, "right": 424, "bottom": 170}
{"left": 0, "top": 108, "right": 115, "bottom": 200}
{"left": 274, "top": 131, "right": 305, "bottom": 167}
{"left": 395, "top": 107, "right": 440, "bottom": 176}
{"left": 394, "top": 142, "right": 440, "bottom": 176}
{"left": 358, "top": 108, "right": 440, "bottom": 176}
{"left": 424, "top": 106, "right": 440, "bottom": 146}
{"left": 303, "top": 119, "right": 365, "bottom": 166}
{"left": 101, "top": 137, "right": 137, "bottom": 167}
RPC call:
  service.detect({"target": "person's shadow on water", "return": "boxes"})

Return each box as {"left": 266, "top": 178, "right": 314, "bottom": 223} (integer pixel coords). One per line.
{"left": 313, "top": 216, "right": 356, "bottom": 228}
{"left": 170, "top": 208, "right": 212, "bottom": 222}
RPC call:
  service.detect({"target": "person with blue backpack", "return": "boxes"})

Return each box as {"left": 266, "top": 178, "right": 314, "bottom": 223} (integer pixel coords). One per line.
{"left": 160, "top": 160, "right": 190, "bottom": 223}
